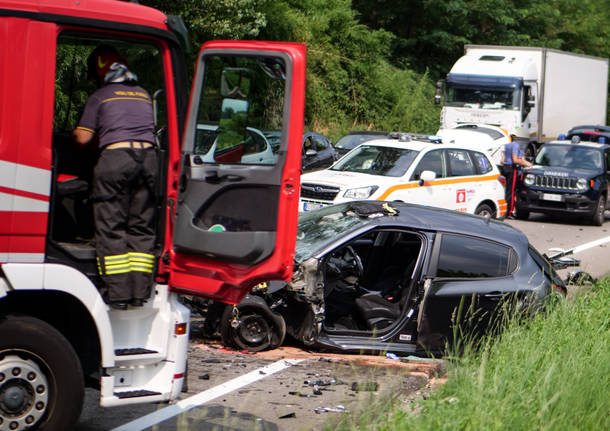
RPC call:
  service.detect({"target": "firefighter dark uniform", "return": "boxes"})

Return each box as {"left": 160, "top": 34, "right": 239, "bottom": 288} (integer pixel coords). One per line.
{"left": 75, "top": 47, "right": 157, "bottom": 309}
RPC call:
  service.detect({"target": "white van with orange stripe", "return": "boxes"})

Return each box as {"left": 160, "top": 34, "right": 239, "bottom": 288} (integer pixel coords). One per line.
{"left": 300, "top": 133, "right": 507, "bottom": 217}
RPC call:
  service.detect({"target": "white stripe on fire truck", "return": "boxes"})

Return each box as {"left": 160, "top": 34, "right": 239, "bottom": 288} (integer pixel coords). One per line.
{"left": 0, "top": 160, "right": 51, "bottom": 197}
{"left": 0, "top": 253, "right": 45, "bottom": 263}
{"left": 0, "top": 192, "right": 49, "bottom": 212}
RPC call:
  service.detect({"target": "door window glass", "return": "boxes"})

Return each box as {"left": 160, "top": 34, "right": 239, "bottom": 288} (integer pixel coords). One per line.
{"left": 411, "top": 149, "right": 445, "bottom": 180}
{"left": 315, "top": 136, "right": 328, "bottom": 151}
{"left": 194, "top": 55, "right": 285, "bottom": 165}
{"left": 447, "top": 149, "right": 475, "bottom": 177}
{"left": 436, "top": 234, "right": 512, "bottom": 278}
{"left": 472, "top": 151, "right": 493, "bottom": 174}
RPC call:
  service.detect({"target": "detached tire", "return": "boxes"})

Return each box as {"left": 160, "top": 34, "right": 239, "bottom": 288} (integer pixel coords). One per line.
{"left": 0, "top": 315, "right": 84, "bottom": 431}
{"left": 591, "top": 195, "right": 606, "bottom": 226}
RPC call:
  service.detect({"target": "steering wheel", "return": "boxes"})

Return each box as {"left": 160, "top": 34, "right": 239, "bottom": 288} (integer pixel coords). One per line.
{"left": 344, "top": 245, "right": 364, "bottom": 278}
{"left": 323, "top": 245, "right": 364, "bottom": 298}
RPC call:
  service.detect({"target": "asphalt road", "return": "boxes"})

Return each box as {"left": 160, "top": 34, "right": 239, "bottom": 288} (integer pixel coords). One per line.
{"left": 505, "top": 212, "right": 610, "bottom": 280}
{"left": 75, "top": 212, "right": 610, "bottom": 430}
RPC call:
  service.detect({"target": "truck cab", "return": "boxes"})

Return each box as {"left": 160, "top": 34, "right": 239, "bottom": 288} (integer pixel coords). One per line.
{"left": 437, "top": 48, "right": 539, "bottom": 157}
{"left": 0, "top": 1, "right": 306, "bottom": 429}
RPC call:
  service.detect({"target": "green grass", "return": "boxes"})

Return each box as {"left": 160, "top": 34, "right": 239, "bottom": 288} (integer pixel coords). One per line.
{"left": 333, "top": 280, "right": 610, "bottom": 431}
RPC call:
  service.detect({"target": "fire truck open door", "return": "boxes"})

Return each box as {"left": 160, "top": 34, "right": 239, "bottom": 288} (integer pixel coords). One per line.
{"left": 170, "top": 41, "right": 306, "bottom": 304}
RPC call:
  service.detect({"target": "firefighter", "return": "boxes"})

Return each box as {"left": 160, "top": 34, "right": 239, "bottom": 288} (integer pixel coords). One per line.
{"left": 501, "top": 138, "right": 532, "bottom": 218}
{"left": 73, "top": 45, "right": 157, "bottom": 310}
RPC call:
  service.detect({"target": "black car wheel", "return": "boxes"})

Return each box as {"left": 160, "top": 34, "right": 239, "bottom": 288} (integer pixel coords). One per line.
{"left": 0, "top": 315, "right": 84, "bottom": 431}
{"left": 475, "top": 203, "right": 495, "bottom": 218}
{"left": 219, "top": 297, "right": 286, "bottom": 352}
{"left": 591, "top": 195, "right": 606, "bottom": 226}
{"left": 515, "top": 205, "right": 530, "bottom": 220}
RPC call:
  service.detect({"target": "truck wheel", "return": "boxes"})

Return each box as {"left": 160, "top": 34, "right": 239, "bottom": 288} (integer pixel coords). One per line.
{"left": 0, "top": 315, "right": 84, "bottom": 431}
{"left": 525, "top": 144, "right": 536, "bottom": 162}
{"left": 591, "top": 195, "right": 606, "bottom": 226}
{"left": 475, "top": 203, "right": 495, "bottom": 218}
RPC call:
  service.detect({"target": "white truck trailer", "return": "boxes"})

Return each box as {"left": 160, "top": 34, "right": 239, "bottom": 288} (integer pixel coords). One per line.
{"left": 436, "top": 45, "right": 609, "bottom": 158}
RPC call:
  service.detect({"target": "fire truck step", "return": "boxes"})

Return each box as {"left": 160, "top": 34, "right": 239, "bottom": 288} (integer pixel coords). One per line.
{"left": 114, "top": 389, "right": 162, "bottom": 399}
{"left": 115, "top": 348, "right": 159, "bottom": 356}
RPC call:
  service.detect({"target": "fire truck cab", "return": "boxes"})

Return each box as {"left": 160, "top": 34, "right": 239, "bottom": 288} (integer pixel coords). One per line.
{"left": 0, "top": 1, "right": 306, "bottom": 429}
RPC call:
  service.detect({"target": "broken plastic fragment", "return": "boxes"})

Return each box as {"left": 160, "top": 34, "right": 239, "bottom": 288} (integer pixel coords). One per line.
{"left": 314, "top": 405, "right": 346, "bottom": 414}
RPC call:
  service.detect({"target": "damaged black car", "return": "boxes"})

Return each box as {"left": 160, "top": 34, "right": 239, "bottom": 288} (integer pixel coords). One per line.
{"left": 198, "top": 201, "right": 566, "bottom": 354}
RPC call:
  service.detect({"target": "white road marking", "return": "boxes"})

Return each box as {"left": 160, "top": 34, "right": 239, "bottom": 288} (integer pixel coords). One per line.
{"left": 571, "top": 235, "right": 610, "bottom": 254}
{"left": 111, "top": 359, "right": 303, "bottom": 431}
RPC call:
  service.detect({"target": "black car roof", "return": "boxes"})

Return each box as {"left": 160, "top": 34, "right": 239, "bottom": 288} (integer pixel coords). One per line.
{"left": 349, "top": 201, "right": 528, "bottom": 248}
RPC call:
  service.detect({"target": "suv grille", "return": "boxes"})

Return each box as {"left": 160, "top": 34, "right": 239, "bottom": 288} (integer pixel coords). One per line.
{"left": 301, "top": 183, "right": 340, "bottom": 201}
{"left": 533, "top": 175, "right": 579, "bottom": 190}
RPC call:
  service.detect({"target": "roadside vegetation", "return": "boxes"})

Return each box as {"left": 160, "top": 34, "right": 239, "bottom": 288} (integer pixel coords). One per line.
{"left": 142, "top": 0, "right": 609, "bottom": 139}
{"left": 333, "top": 280, "right": 610, "bottom": 430}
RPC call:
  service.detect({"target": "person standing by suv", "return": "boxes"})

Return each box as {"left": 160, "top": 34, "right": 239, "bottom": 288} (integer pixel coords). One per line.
{"left": 501, "top": 138, "right": 532, "bottom": 217}
{"left": 72, "top": 45, "right": 158, "bottom": 310}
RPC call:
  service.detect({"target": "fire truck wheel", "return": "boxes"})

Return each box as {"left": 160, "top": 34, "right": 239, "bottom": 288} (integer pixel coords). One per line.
{"left": 0, "top": 314, "right": 84, "bottom": 431}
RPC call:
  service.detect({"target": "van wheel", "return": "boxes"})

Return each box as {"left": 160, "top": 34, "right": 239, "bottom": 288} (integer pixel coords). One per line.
{"left": 591, "top": 195, "right": 606, "bottom": 226}
{"left": 475, "top": 204, "right": 495, "bottom": 218}
{"left": 0, "top": 315, "right": 84, "bottom": 431}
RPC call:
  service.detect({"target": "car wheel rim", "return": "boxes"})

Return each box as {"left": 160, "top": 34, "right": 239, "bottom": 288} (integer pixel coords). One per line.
{"left": 0, "top": 355, "right": 49, "bottom": 431}
{"left": 236, "top": 315, "right": 271, "bottom": 346}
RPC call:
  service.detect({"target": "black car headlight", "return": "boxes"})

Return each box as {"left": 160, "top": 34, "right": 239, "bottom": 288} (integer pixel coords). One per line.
{"left": 524, "top": 174, "right": 535, "bottom": 186}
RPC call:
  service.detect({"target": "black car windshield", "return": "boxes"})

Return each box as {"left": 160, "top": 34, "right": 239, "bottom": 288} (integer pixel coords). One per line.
{"left": 294, "top": 203, "right": 373, "bottom": 262}
{"left": 335, "top": 134, "right": 386, "bottom": 151}
{"left": 329, "top": 145, "right": 419, "bottom": 177}
{"left": 535, "top": 145, "right": 603, "bottom": 170}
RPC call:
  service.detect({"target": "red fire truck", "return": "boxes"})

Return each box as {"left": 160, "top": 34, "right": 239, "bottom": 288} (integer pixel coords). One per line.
{"left": 0, "top": 1, "right": 305, "bottom": 429}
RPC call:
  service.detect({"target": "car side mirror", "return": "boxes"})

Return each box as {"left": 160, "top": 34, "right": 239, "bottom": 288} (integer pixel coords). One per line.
{"left": 305, "top": 149, "right": 317, "bottom": 157}
{"left": 418, "top": 170, "right": 436, "bottom": 186}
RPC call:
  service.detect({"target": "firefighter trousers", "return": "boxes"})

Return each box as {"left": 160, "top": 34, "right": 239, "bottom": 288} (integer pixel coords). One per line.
{"left": 93, "top": 147, "right": 158, "bottom": 303}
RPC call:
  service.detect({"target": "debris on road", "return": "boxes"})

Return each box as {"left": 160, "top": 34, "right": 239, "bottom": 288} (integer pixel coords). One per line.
{"left": 314, "top": 405, "right": 347, "bottom": 414}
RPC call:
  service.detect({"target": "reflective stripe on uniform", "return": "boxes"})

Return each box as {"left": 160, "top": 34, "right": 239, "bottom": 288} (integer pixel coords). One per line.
{"left": 98, "top": 252, "right": 155, "bottom": 275}
{"left": 128, "top": 252, "right": 155, "bottom": 273}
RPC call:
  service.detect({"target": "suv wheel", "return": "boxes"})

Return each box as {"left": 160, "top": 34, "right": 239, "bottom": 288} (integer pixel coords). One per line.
{"left": 591, "top": 195, "right": 606, "bottom": 226}
{"left": 515, "top": 205, "right": 529, "bottom": 220}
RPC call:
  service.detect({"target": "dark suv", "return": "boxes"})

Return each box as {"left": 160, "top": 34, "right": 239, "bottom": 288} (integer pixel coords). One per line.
{"left": 516, "top": 139, "right": 610, "bottom": 225}
{"left": 566, "top": 125, "right": 610, "bottom": 143}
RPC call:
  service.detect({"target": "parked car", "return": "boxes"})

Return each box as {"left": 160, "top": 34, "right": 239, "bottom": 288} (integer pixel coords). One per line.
{"left": 263, "top": 130, "right": 338, "bottom": 172}
{"left": 299, "top": 133, "right": 507, "bottom": 218}
{"left": 436, "top": 123, "right": 512, "bottom": 166}
{"left": 515, "top": 138, "right": 610, "bottom": 225}
{"left": 334, "top": 130, "right": 389, "bottom": 157}
{"left": 203, "top": 201, "right": 566, "bottom": 354}
{"left": 195, "top": 124, "right": 276, "bottom": 164}
{"left": 302, "top": 132, "right": 339, "bottom": 172}
{"left": 566, "top": 125, "right": 610, "bottom": 143}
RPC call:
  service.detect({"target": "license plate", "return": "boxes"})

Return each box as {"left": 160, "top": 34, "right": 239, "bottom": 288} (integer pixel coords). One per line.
{"left": 542, "top": 193, "right": 563, "bottom": 202}
{"left": 302, "top": 201, "right": 324, "bottom": 212}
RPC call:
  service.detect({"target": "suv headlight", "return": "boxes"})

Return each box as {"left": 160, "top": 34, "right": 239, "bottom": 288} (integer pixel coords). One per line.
{"left": 524, "top": 174, "right": 535, "bottom": 186}
{"left": 576, "top": 178, "right": 588, "bottom": 191}
{"left": 343, "top": 185, "right": 379, "bottom": 199}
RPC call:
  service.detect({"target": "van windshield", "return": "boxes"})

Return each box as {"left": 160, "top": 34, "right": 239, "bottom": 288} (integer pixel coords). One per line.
{"left": 329, "top": 145, "right": 419, "bottom": 177}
